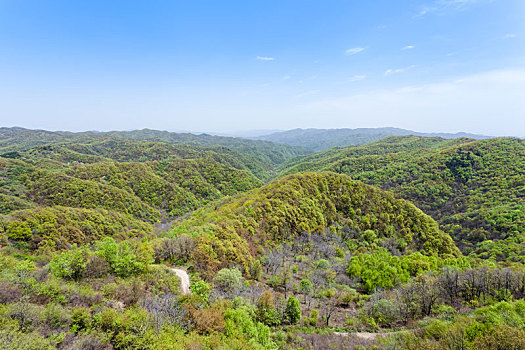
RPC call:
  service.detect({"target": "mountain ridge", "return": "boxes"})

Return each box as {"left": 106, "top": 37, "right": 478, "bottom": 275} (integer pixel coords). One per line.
{"left": 255, "top": 127, "right": 491, "bottom": 151}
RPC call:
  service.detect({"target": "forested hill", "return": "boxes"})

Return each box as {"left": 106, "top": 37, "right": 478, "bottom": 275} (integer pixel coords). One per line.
{"left": 255, "top": 127, "right": 489, "bottom": 151}
{"left": 280, "top": 136, "right": 525, "bottom": 261}
{"left": 173, "top": 172, "right": 460, "bottom": 277}
{"left": 0, "top": 139, "right": 267, "bottom": 251}
{"left": 0, "top": 127, "right": 310, "bottom": 169}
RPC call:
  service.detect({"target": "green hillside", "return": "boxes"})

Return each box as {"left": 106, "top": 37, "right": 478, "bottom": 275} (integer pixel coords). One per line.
{"left": 0, "top": 140, "right": 264, "bottom": 254}
{"left": 173, "top": 172, "right": 460, "bottom": 277}
{"left": 280, "top": 136, "right": 525, "bottom": 261}
{"left": 0, "top": 127, "right": 309, "bottom": 178}
{"left": 2, "top": 131, "right": 525, "bottom": 350}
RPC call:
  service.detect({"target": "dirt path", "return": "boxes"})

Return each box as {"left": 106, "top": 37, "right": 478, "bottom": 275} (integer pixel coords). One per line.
{"left": 333, "top": 332, "right": 385, "bottom": 340}
{"left": 334, "top": 329, "right": 410, "bottom": 340}
{"left": 171, "top": 268, "right": 191, "bottom": 295}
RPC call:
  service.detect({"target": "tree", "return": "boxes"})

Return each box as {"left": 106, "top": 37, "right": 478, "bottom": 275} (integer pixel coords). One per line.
{"left": 299, "top": 279, "right": 314, "bottom": 308}
{"left": 284, "top": 296, "right": 301, "bottom": 325}
{"left": 213, "top": 268, "right": 243, "bottom": 297}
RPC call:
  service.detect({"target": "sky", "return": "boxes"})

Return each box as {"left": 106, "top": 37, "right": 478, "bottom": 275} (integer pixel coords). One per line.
{"left": 0, "top": 0, "right": 524, "bottom": 136}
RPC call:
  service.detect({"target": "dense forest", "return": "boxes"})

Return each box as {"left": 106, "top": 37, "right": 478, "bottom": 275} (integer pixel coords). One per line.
{"left": 0, "top": 128, "right": 524, "bottom": 349}
{"left": 281, "top": 136, "right": 525, "bottom": 263}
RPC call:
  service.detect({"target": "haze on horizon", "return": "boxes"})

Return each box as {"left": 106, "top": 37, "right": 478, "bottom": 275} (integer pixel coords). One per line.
{"left": 0, "top": 1, "right": 524, "bottom": 137}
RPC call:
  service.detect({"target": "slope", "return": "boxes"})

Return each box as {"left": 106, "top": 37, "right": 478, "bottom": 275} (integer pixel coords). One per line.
{"left": 280, "top": 136, "right": 525, "bottom": 261}
{"left": 173, "top": 172, "right": 460, "bottom": 277}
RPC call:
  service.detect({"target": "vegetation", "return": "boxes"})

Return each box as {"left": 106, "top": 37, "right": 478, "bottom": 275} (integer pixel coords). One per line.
{"left": 1, "top": 128, "right": 524, "bottom": 349}
{"left": 281, "top": 136, "right": 525, "bottom": 261}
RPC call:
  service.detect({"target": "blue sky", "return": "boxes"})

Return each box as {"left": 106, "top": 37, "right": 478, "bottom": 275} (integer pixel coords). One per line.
{"left": 0, "top": 0, "right": 524, "bottom": 135}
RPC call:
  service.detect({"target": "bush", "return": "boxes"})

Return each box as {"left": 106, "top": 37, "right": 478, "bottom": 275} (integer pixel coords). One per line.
{"left": 95, "top": 237, "right": 147, "bottom": 277}
{"left": 6, "top": 221, "right": 32, "bottom": 241}
{"left": 0, "top": 280, "right": 22, "bottom": 303}
{"left": 154, "top": 235, "right": 195, "bottom": 263}
{"left": 284, "top": 296, "right": 301, "bottom": 325}
{"left": 191, "top": 280, "right": 211, "bottom": 303}
{"left": 70, "top": 307, "right": 91, "bottom": 333}
{"left": 304, "top": 309, "right": 319, "bottom": 326}
{"left": 82, "top": 255, "right": 110, "bottom": 278}
{"left": 213, "top": 268, "right": 243, "bottom": 296}
{"left": 365, "top": 298, "right": 399, "bottom": 328}
{"left": 49, "top": 244, "right": 90, "bottom": 280}
{"left": 473, "top": 325, "right": 525, "bottom": 349}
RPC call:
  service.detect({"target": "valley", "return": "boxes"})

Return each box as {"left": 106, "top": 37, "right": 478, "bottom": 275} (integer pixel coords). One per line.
{"left": 0, "top": 128, "right": 524, "bottom": 349}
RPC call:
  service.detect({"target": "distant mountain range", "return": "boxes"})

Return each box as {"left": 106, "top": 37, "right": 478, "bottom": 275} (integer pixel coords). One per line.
{"left": 254, "top": 127, "right": 490, "bottom": 151}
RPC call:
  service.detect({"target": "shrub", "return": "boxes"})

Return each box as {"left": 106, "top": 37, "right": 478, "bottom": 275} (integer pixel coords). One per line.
{"left": 49, "top": 244, "right": 90, "bottom": 280}
{"left": 6, "top": 221, "right": 33, "bottom": 241}
{"left": 213, "top": 268, "right": 243, "bottom": 295}
{"left": 191, "top": 280, "right": 211, "bottom": 303}
{"left": 154, "top": 235, "right": 195, "bottom": 263}
{"left": 473, "top": 325, "right": 525, "bottom": 349}
{"left": 95, "top": 237, "right": 147, "bottom": 277}
{"left": 70, "top": 307, "right": 91, "bottom": 334}
{"left": 365, "top": 298, "right": 399, "bottom": 328}
{"left": 0, "top": 280, "right": 22, "bottom": 303}
{"left": 284, "top": 296, "right": 301, "bottom": 325}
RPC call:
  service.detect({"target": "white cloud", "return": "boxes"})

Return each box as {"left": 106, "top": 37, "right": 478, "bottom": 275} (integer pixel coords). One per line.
{"left": 292, "top": 69, "right": 525, "bottom": 136}
{"left": 402, "top": 45, "right": 415, "bottom": 50}
{"left": 345, "top": 47, "right": 365, "bottom": 56}
{"left": 283, "top": 75, "right": 291, "bottom": 80}
{"left": 256, "top": 56, "right": 275, "bottom": 61}
{"left": 503, "top": 33, "right": 517, "bottom": 39}
{"left": 347, "top": 75, "right": 367, "bottom": 82}
{"left": 384, "top": 65, "right": 416, "bottom": 76}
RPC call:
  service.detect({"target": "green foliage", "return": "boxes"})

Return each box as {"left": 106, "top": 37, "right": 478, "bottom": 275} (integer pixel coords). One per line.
{"left": 284, "top": 296, "right": 301, "bottom": 325}
{"left": 363, "top": 298, "right": 399, "bottom": 327}
{"left": 281, "top": 136, "right": 525, "bottom": 261}
{"left": 347, "top": 249, "right": 410, "bottom": 292}
{"left": 224, "top": 305, "right": 275, "bottom": 349}
{"left": 95, "top": 237, "right": 149, "bottom": 277}
{"left": 2, "top": 206, "right": 152, "bottom": 252}
{"left": 177, "top": 172, "right": 459, "bottom": 276}
{"left": 190, "top": 280, "right": 211, "bottom": 303}
{"left": 70, "top": 307, "right": 91, "bottom": 334}
{"left": 49, "top": 244, "right": 89, "bottom": 280}
{"left": 214, "top": 268, "right": 243, "bottom": 294}
{"left": 6, "top": 221, "right": 32, "bottom": 241}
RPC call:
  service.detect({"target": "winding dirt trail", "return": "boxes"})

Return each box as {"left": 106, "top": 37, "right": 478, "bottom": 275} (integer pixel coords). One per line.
{"left": 334, "top": 329, "right": 411, "bottom": 340}
{"left": 171, "top": 268, "right": 191, "bottom": 295}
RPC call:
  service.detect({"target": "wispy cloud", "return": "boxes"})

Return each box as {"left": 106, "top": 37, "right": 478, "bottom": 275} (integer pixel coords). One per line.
{"left": 384, "top": 65, "right": 416, "bottom": 76}
{"left": 348, "top": 75, "right": 367, "bottom": 82}
{"left": 283, "top": 75, "right": 291, "bottom": 80}
{"left": 256, "top": 56, "right": 275, "bottom": 61}
{"left": 402, "top": 45, "right": 415, "bottom": 50}
{"left": 293, "top": 69, "right": 525, "bottom": 136}
{"left": 503, "top": 33, "right": 517, "bottom": 39}
{"left": 345, "top": 47, "right": 365, "bottom": 56}
{"left": 417, "top": 0, "right": 479, "bottom": 17}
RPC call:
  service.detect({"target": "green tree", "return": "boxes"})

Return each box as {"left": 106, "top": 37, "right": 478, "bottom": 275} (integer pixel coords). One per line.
{"left": 284, "top": 296, "right": 301, "bottom": 325}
